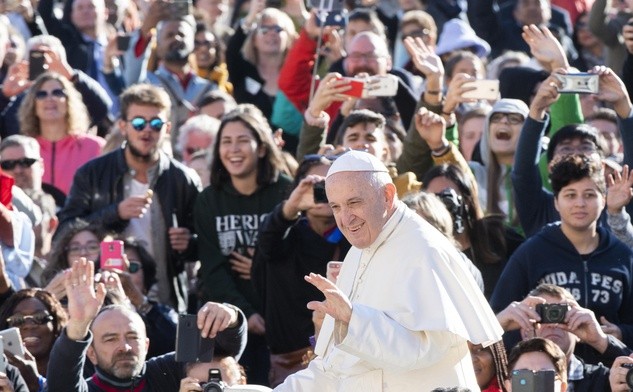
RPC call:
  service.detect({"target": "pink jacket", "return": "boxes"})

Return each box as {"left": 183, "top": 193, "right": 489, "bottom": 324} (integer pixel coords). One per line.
{"left": 37, "top": 134, "right": 105, "bottom": 196}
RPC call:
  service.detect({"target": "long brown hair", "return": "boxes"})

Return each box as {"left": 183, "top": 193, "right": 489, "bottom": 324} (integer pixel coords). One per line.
{"left": 18, "top": 72, "right": 90, "bottom": 137}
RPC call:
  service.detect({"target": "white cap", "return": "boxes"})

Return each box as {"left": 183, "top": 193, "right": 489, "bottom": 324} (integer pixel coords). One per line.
{"left": 326, "top": 150, "right": 389, "bottom": 179}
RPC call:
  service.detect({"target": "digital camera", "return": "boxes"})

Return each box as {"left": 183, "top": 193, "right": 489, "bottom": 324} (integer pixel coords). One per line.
{"left": 536, "top": 303, "right": 570, "bottom": 324}
{"left": 622, "top": 362, "right": 633, "bottom": 389}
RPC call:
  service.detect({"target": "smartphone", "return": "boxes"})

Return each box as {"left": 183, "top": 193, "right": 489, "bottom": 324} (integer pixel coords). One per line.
{"left": 170, "top": 0, "right": 192, "bottom": 17}
{"left": 326, "top": 261, "right": 343, "bottom": 282}
{"left": 308, "top": 0, "right": 344, "bottom": 11}
{"left": 315, "top": 9, "right": 348, "bottom": 28}
{"left": 0, "top": 328, "right": 24, "bottom": 357}
{"left": 461, "top": 79, "right": 500, "bottom": 100}
{"left": 116, "top": 34, "right": 131, "bottom": 51}
{"left": 28, "top": 50, "right": 46, "bottom": 81}
{"left": 554, "top": 73, "right": 599, "bottom": 94}
{"left": 313, "top": 181, "right": 328, "bottom": 204}
{"left": 175, "top": 314, "right": 214, "bottom": 362}
{"left": 100, "top": 240, "right": 125, "bottom": 270}
{"left": 511, "top": 369, "right": 555, "bottom": 392}
{"left": 363, "top": 74, "right": 398, "bottom": 98}
{"left": 338, "top": 77, "right": 365, "bottom": 98}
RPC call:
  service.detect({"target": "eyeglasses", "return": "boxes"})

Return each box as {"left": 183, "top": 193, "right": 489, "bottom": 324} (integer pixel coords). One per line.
{"left": 555, "top": 144, "right": 598, "bottom": 156}
{"left": 66, "top": 242, "right": 100, "bottom": 256}
{"left": 7, "top": 311, "right": 53, "bottom": 328}
{"left": 128, "top": 117, "right": 166, "bottom": 132}
{"left": 490, "top": 112, "right": 525, "bottom": 125}
{"left": 257, "top": 25, "right": 284, "bottom": 35}
{"left": 128, "top": 260, "right": 143, "bottom": 274}
{"left": 346, "top": 52, "right": 383, "bottom": 62}
{"left": 35, "top": 89, "right": 67, "bottom": 100}
{"left": 0, "top": 157, "right": 38, "bottom": 171}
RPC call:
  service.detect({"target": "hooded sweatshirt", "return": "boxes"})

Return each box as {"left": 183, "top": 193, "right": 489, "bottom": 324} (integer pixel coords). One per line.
{"left": 469, "top": 99, "right": 529, "bottom": 227}
{"left": 490, "top": 223, "right": 633, "bottom": 347}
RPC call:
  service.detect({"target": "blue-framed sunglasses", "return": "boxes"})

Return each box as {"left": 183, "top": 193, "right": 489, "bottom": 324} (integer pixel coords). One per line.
{"left": 128, "top": 116, "right": 166, "bottom": 132}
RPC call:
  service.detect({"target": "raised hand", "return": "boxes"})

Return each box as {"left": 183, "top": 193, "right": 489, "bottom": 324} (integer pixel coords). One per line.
{"left": 496, "top": 295, "right": 546, "bottom": 332}
{"left": 2, "top": 61, "right": 31, "bottom": 98}
{"left": 607, "top": 165, "right": 633, "bottom": 214}
{"left": 442, "top": 73, "right": 477, "bottom": 114}
{"left": 403, "top": 36, "right": 444, "bottom": 78}
{"left": 591, "top": 66, "right": 633, "bottom": 118}
{"left": 522, "top": 24, "right": 568, "bottom": 71}
{"left": 307, "top": 72, "right": 352, "bottom": 117}
{"left": 414, "top": 107, "right": 447, "bottom": 151}
{"left": 282, "top": 174, "right": 326, "bottom": 220}
{"left": 529, "top": 71, "right": 563, "bottom": 120}
{"left": 564, "top": 303, "right": 608, "bottom": 352}
{"left": 117, "top": 192, "right": 153, "bottom": 220}
{"left": 64, "top": 259, "right": 106, "bottom": 340}
{"left": 197, "top": 301, "right": 239, "bottom": 338}
{"left": 306, "top": 273, "right": 352, "bottom": 324}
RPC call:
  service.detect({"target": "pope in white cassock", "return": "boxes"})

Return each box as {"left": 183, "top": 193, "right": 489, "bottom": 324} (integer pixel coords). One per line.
{"left": 273, "top": 150, "right": 504, "bottom": 392}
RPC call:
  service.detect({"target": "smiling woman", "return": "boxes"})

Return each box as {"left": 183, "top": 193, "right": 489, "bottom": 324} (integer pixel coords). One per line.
{"left": 17, "top": 72, "right": 105, "bottom": 196}
{"left": 0, "top": 289, "right": 68, "bottom": 390}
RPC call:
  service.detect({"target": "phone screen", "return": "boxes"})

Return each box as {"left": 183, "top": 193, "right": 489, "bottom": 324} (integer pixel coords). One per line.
{"left": 29, "top": 50, "right": 46, "bottom": 81}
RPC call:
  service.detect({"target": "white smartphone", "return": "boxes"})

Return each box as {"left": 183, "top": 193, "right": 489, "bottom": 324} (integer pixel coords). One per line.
{"left": 0, "top": 337, "right": 6, "bottom": 372}
{"left": 326, "top": 261, "right": 343, "bottom": 283}
{"left": 0, "top": 327, "right": 25, "bottom": 357}
{"left": 363, "top": 75, "right": 398, "bottom": 98}
{"left": 461, "top": 79, "right": 500, "bottom": 101}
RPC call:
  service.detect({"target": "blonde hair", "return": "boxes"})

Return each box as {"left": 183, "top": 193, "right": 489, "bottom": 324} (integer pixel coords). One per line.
{"left": 241, "top": 8, "right": 297, "bottom": 65}
{"left": 18, "top": 72, "right": 90, "bottom": 137}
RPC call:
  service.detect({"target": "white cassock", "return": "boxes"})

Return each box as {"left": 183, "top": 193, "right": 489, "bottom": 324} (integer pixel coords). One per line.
{"left": 275, "top": 201, "right": 503, "bottom": 392}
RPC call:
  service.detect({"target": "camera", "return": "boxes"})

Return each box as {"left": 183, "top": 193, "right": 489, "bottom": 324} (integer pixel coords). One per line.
{"left": 313, "top": 181, "right": 328, "bottom": 204}
{"left": 536, "top": 303, "right": 570, "bottom": 324}
{"left": 622, "top": 363, "right": 633, "bottom": 389}
{"left": 200, "top": 369, "right": 273, "bottom": 392}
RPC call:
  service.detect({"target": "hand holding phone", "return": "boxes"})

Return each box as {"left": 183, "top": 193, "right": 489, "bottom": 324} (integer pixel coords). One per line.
{"left": 175, "top": 314, "right": 214, "bottom": 362}
{"left": 0, "top": 328, "right": 24, "bottom": 357}
{"left": 100, "top": 240, "right": 125, "bottom": 270}
{"left": 28, "top": 50, "right": 47, "bottom": 81}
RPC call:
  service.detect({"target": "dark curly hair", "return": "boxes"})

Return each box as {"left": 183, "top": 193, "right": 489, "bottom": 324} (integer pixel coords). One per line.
{"left": 549, "top": 154, "right": 605, "bottom": 197}
{"left": 0, "top": 289, "right": 67, "bottom": 338}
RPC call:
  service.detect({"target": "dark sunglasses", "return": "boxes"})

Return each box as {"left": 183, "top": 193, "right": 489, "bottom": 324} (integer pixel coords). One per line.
{"left": 128, "top": 117, "right": 166, "bottom": 132}
{"left": 7, "top": 311, "right": 54, "bottom": 328}
{"left": 35, "top": 89, "right": 66, "bottom": 100}
{"left": 258, "top": 25, "right": 283, "bottom": 34}
{"left": 0, "top": 157, "right": 38, "bottom": 171}
{"left": 128, "top": 260, "right": 143, "bottom": 274}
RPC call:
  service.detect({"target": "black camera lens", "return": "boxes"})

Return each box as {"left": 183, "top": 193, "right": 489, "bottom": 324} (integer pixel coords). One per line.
{"left": 201, "top": 381, "right": 224, "bottom": 392}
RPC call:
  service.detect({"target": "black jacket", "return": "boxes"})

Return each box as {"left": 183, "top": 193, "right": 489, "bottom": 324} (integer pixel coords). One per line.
{"left": 57, "top": 147, "right": 201, "bottom": 311}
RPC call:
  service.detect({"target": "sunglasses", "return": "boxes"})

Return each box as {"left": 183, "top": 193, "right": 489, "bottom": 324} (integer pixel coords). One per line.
{"left": 0, "top": 157, "right": 37, "bottom": 171}
{"left": 128, "top": 260, "right": 143, "bottom": 274}
{"left": 128, "top": 117, "right": 166, "bottom": 132}
{"left": 35, "top": 89, "right": 66, "bottom": 100}
{"left": 7, "top": 311, "right": 54, "bottom": 328}
{"left": 258, "top": 25, "right": 283, "bottom": 35}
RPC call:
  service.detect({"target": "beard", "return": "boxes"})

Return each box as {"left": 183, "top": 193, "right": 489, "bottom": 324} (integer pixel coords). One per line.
{"left": 163, "top": 46, "right": 192, "bottom": 64}
{"left": 96, "top": 351, "right": 144, "bottom": 380}
{"left": 126, "top": 138, "right": 156, "bottom": 163}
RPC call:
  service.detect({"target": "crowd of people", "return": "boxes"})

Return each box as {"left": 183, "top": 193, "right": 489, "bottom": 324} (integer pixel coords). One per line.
{"left": 1, "top": 0, "right": 633, "bottom": 389}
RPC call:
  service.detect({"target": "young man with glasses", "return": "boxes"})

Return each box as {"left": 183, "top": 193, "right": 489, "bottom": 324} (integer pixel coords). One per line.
{"left": 57, "top": 84, "right": 202, "bottom": 313}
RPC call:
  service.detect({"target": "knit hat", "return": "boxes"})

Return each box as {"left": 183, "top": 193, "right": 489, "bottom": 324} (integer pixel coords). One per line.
{"left": 435, "top": 19, "right": 491, "bottom": 58}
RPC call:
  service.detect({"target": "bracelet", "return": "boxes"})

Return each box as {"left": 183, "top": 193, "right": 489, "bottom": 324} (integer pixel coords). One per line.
{"left": 425, "top": 90, "right": 441, "bottom": 95}
{"left": 431, "top": 143, "right": 450, "bottom": 157}
{"left": 441, "top": 110, "right": 454, "bottom": 116}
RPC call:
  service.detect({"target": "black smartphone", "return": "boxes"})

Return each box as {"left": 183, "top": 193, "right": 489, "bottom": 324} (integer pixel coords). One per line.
{"left": 116, "top": 34, "right": 131, "bottom": 51}
{"left": 28, "top": 50, "right": 46, "bottom": 81}
{"left": 315, "top": 9, "right": 348, "bottom": 27}
{"left": 313, "top": 181, "right": 328, "bottom": 204}
{"left": 175, "top": 314, "right": 215, "bottom": 362}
